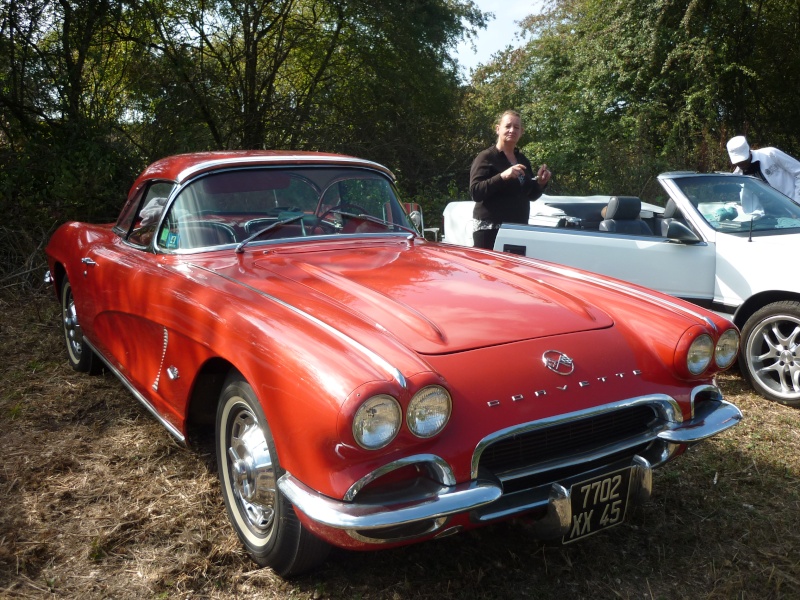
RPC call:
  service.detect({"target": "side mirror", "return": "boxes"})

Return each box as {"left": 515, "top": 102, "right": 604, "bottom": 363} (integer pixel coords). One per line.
{"left": 666, "top": 221, "right": 702, "bottom": 244}
{"left": 404, "top": 202, "right": 423, "bottom": 230}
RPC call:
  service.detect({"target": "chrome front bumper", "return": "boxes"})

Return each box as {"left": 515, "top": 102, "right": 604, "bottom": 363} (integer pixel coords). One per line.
{"left": 278, "top": 394, "right": 742, "bottom": 541}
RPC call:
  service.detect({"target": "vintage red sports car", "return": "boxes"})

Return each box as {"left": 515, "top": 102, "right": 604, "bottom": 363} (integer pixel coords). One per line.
{"left": 45, "top": 151, "right": 743, "bottom": 576}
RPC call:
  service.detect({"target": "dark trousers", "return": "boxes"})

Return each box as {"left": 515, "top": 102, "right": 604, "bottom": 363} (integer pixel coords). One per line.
{"left": 473, "top": 228, "right": 499, "bottom": 249}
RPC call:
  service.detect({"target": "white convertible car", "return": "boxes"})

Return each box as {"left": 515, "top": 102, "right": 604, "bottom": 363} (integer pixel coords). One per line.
{"left": 442, "top": 172, "right": 800, "bottom": 406}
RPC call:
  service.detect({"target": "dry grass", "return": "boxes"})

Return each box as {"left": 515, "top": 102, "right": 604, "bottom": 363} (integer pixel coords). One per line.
{"left": 1, "top": 292, "right": 799, "bottom": 599}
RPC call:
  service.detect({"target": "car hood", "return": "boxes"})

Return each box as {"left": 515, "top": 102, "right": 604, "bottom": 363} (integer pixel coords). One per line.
{"left": 208, "top": 239, "right": 614, "bottom": 355}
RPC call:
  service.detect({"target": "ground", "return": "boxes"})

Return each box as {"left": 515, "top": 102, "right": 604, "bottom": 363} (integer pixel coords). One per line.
{"left": 1, "top": 293, "right": 799, "bottom": 599}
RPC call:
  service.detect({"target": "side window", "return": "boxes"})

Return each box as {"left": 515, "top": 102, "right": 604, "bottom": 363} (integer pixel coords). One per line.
{"left": 127, "top": 183, "right": 175, "bottom": 247}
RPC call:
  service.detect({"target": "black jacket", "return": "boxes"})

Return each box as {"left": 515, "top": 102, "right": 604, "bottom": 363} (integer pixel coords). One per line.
{"left": 469, "top": 146, "right": 544, "bottom": 224}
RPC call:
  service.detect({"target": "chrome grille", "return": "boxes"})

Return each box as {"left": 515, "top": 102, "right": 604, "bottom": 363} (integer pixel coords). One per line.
{"left": 478, "top": 404, "right": 658, "bottom": 479}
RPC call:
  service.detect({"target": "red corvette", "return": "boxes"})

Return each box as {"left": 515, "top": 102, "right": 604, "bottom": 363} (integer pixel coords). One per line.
{"left": 45, "top": 151, "right": 742, "bottom": 576}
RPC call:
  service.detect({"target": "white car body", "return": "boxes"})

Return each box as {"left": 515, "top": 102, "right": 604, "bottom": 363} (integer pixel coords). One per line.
{"left": 442, "top": 172, "right": 800, "bottom": 405}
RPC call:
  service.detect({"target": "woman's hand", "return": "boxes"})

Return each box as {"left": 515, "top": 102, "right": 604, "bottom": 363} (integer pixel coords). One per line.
{"left": 536, "top": 164, "right": 551, "bottom": 186}
{"left": 500, "top": 163, "right": 527, "bottom": 180}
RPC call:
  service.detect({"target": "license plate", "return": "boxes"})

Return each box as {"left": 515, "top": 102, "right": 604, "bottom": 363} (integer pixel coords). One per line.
{"left": 563, "top": 467, "right": 632, "bottom": 543}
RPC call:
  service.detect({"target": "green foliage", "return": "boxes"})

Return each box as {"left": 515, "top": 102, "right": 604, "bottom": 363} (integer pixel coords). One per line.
{"left": 469, "top": 0, "right": 800, "bottom": 201}
{"left": 6, "top": 0, "right": 800, "bottom": 279}
{"left": 0, "top": 0, "right": 486, "bottom": 290}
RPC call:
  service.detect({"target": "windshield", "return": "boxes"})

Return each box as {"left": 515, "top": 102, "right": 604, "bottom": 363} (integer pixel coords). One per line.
{"left": 672, "top": 174, "right": 800, "bottom": 234}
{"left": 153, "top": 167, "right": 416, "bottom": 251}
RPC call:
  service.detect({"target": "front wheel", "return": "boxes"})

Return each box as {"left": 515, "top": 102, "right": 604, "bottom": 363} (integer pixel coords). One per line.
{"left": 216, "top": 374, "right": 330, "bottom": 576}
{"left": 739, "top": 301, "right": 800, "bottom": 406}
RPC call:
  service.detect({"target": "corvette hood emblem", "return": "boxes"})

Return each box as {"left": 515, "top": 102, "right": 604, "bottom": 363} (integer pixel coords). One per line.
{"left": 543, "top": 350, "right": 574, "bottom": 375}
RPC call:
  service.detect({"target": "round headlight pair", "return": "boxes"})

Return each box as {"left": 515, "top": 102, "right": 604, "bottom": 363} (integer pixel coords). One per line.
{"left": 686, "top": 329, "right": 740, "bottom": 375}
{"left": 352, "top": 386, "right": 452, "bottom": 450}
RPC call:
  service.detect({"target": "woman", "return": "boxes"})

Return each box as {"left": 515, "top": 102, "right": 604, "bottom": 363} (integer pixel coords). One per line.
{"left": 469, "top": 110, "right": 551, "bottom": 249}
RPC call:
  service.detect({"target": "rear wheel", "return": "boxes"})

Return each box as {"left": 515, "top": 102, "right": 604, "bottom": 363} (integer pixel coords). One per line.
{"left": 216, "top": 373, "right": 330, "bottom": 576}
{"left": 60, "top": 276, "right": 100, "bottom": 373}
{"left": 739, "top": 301, "right": 800, "bottom": 406}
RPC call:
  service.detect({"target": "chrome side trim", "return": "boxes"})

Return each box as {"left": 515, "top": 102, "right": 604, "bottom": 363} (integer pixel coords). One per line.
{"left": 470, "top": 395, "right": 681, "bottom": 479}
{"left": 278, "top": 473, "right": 501, "bottom": 531}
{"left": 192, "top": 265, "right": 407, "bottom": 388}
{"left": 152, "top": 327, "right": 168, "bottom": 392}
{"left": 344, "top": 454, "right": 456, "bottom": 501}
{"left": 83, "top": 337, "right": 185, "bottom": 443}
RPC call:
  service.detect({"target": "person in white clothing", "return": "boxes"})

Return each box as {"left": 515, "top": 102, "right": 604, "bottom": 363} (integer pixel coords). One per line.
{"left": 727, "top": 135, "right": 800, "bottom": 203}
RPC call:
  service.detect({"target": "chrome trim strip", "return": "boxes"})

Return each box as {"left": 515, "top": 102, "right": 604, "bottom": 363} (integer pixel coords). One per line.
{"left": 278, "top": 473, "right": 502, "bottom": 530}
{"left": 83, "top": 338, "right": 185, "bottom": 443}
{"left": 191, "top": 264, "right": 407, "bottom": 388}
{"left": 344, "top": 454, "right": 456, "bottom": 501}
{"left": 470, "top": 395, "right": 681, "bottom": 479}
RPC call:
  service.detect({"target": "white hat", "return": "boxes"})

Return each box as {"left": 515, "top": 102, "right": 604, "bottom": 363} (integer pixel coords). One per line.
{"left": 727, "top": 136, "right": 750, "bottom": 164}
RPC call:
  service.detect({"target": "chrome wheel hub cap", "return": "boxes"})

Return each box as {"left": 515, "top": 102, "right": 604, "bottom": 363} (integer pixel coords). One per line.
{"left": 749, "top": 315, "right": 800, "bottom": 400}
{"left": 227, "top": 409, "right": 276, "bottom": 533}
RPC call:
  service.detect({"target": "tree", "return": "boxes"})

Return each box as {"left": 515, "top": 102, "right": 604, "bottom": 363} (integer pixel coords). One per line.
{"left": 468, "top": 0, "right": 800, "bottom": 200}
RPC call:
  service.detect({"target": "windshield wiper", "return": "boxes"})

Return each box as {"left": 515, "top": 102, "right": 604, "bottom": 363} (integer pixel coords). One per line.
{"left": 324, "top": 209, "right": 418, "bottom": 236}
{"left": 235, "top": 214, "right": 306, "bottom": 253}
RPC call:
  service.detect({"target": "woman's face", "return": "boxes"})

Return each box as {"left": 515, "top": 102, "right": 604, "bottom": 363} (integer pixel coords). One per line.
{"left": 496, "top": 114, "right": 523, "bottom": 146}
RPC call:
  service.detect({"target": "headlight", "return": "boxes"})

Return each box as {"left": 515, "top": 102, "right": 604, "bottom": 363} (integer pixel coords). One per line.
{"left": 687, "top": 334, "right": 714, "bottom": 375}
{"left": 407, "top": 386, "right": 452, "bottom": 438}
{"left": 353, "top": 395, "right": 401, "bottom": 450}
{"left": 715, "top": 328, "right": 740, "bottom": 369}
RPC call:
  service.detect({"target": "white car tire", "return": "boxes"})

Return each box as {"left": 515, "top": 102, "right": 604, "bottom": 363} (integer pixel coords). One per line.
{"left": 740, "top": 301, "right": 800, "bottom": 406}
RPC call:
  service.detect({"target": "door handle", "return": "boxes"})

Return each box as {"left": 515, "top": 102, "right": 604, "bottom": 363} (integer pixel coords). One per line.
{"left": 81, "top": 257, "right": 97, "bottom": 266}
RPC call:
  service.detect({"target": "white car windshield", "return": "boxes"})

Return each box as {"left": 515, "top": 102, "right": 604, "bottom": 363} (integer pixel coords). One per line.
{"left": 673, "top": 175, "right": 800, "bottom": 233}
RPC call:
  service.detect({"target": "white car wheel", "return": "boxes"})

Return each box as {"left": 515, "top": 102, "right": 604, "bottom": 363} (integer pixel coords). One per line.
{"left": 740, "top": 301, "right": 800, "bottom": 406}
